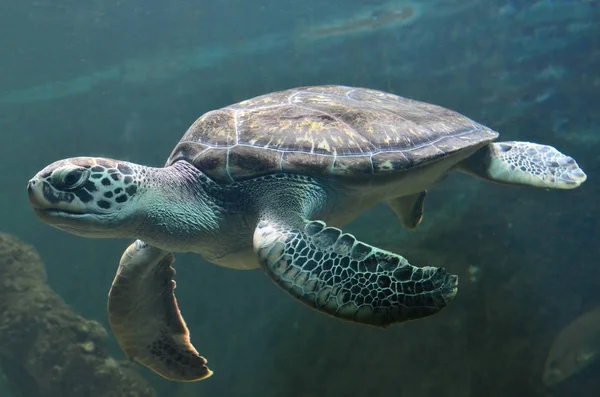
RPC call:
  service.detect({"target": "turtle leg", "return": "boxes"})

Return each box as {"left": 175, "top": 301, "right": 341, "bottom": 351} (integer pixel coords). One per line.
{"left": 253, "top": 211, "right": 457, "bottom": 327}
{"left": 108, "top": 239, "right": 212, "bottom": 382}
{"left": 457, "top": 141, "right": 587, "bottom": 189}
{"left": 387, "top": 191, "right": 427, "bottom": 230}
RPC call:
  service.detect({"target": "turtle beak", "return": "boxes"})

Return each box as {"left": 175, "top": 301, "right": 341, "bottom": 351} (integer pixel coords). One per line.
{"left": 27, "top": 173, "right": 109, "bottom": 237}
{"left": 27, "top": 177, "right": 59, "bottom": 223}
{"left": 27, "top": 175, "right": 86, "bottom": 215}
{"left": 27, "top": 176, "right": 55, "bottom": 211}
{"left": 27, "top": 177, "right": 43, "bottom": 208}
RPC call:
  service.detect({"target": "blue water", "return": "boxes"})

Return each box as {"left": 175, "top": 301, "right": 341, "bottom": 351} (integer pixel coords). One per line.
{"left": 0, "top": 1, "right": 598, "bottom": 396}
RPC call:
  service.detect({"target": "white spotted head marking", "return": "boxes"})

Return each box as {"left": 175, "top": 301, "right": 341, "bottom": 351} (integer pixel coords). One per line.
{"left": 27, "top": 157, "right": 143, "bottom": 237}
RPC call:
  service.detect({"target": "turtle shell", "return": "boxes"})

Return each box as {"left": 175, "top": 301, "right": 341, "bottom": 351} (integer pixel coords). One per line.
{"left": 166, "top": 85, "right": 499, "bottom": 182}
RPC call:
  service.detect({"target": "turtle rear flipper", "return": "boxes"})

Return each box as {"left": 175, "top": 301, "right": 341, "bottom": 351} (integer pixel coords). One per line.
{"left": 108, "top": 240, "right": 212, "bottom": 382}
{"left": 458, "top": 141, "right": 587, "bottom": 189}
{"left": 387, "top": 191, "right": 427, "bottom": 230}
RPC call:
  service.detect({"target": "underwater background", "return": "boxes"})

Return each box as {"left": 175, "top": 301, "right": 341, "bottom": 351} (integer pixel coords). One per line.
{"left": 0, "top": 0, "right": 598, "bottom": 396}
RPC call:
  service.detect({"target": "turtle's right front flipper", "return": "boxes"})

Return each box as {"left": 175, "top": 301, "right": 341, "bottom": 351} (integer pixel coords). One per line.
{"left": 254, "top": 220, "right": 458, "bottom": 327}
{"left": 108, "top": 240, "right": 212, "bottom": 382}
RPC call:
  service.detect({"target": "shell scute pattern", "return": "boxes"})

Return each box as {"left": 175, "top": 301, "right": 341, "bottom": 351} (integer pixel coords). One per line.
{"left": 166, "top": 85, "right": 499, "bottom": 182}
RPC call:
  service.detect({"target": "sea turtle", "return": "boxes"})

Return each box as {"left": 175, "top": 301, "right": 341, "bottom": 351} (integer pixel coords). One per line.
{"left": 27, "top": 85, "right": 586, "bottom": 382}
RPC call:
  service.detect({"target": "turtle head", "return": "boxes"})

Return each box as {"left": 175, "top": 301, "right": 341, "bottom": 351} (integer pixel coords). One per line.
{"left": 27, "top": 157, "right": 143, "bottom": 237}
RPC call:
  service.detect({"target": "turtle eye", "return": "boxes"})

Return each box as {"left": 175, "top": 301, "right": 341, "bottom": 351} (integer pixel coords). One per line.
{"left": 52, "top": 167, "right": 89, "bottom": 190}
{"left": 64, "top": 170, "right": 83, "bottom": 186}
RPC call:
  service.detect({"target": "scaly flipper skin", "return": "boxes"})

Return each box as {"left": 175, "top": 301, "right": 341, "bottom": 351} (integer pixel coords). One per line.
{"left": 254, "top": 220, "right": 458, "bottom": 326}
{"left": 108, "top": 240, "right": 212, "bottom": 382}
{"left": 459, "top": 141, "right": 587, "bottom": 189}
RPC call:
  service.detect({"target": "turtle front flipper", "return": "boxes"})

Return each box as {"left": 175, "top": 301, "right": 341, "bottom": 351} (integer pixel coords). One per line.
{"left": 458, "top": 141, "right": 587, "bottom": 189}
{"left": 108, "top": 240, "right": 212, "bottom": 382}
{"left": 253, "top": 220, "right": 458, "bottom": 327}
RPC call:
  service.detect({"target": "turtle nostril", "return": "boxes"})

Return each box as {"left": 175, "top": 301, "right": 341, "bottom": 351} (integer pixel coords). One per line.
{"left": 27, "top": 179, "right": 36, "bottom": 193}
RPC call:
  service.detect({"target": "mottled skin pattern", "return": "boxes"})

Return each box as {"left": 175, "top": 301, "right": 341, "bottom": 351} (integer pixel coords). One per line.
{"left": 27, "top": 85, "right": 587, "bottom": 382}
{"left": 459, "top": 141, "right": 586, "bottom": 188}
{"left": 254, "top": 219, "right": 455, "bottom": 325}
{"left": 29, "top": 158, "right": 144, "bottom": 238}
{"left": 34, "top": 158, "right": 138, "bottom": 211}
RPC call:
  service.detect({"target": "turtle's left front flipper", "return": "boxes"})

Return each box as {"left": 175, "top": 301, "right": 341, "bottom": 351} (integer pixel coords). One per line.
{"left": 254, "top": 220, "right": 458, "bottom": 327}
{"left": 108, "top": 239, "right": 212, "bottom": 382}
